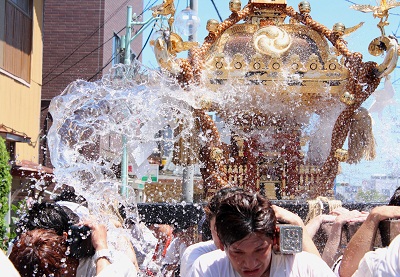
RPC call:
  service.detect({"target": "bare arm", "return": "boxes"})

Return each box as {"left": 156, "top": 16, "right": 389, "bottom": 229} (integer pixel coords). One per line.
{"left": 321, "top": 210, "right": 367, "bottom": 268}
{"left": 87, "top": 222, "right": 112, "bottom": 275}
{"left": 272, "top": 205, "right": 320, "bottom": 257}
{"left": 305, "top": 214, "right": 336, "bottom": 238}
{"left": 339, "top": 206, "right": 400, "bottom": 277}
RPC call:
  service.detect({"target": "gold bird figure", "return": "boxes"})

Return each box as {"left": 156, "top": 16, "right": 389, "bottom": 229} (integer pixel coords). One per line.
{"left": 150, "top": 0, "right": 176, "bottom": 17}
{"left": 168, "top": 33, "right": 199, "bottom": 55}
{"left": 350, "top": 0, "right": 400, "bottom": 35}
{"left": 350, "top": 0, "right": 400, "bottom": 21}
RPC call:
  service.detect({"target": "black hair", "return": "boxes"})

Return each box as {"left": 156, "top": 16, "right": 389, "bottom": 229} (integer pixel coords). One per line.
{"left": 389, "top": 186, "right": 400, "bottom": 206}
{"left": 16, "top": 202, "right": 94, "bottom": 259}
{"left": 16, "top": 202, "right": 72, "bottom": 236}
{"left": 54, "top": 185, "right": 87, "bottom": 207}
{"left": 216, "top": 191, "right": 276, "bottom": 247}
{"left": 204, "top": 186, "right": 244, "bottom": 222}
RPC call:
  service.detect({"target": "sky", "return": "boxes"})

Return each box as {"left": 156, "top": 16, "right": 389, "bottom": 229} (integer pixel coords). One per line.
{"left": 137, "top": 0, "right": 400, "bottom": 187}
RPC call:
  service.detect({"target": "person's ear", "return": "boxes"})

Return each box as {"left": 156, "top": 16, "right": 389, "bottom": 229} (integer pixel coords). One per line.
{"left": 63, "top": 231, "right": 68, "bottom": 240}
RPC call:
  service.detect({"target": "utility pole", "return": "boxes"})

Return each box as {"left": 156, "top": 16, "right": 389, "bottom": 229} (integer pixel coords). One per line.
{"left": 188, "top": 0, "right": 198, "bottom": 42}
{"left": 182, "top": 0, "right": 198, "bottom": 203}
{"left": 121, "top": 6, "right": 159, "bottom": 197}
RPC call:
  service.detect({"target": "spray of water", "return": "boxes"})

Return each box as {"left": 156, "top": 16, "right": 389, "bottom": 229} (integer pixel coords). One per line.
{"left": 45, "top": 58, "right": 347, "bottom": 273}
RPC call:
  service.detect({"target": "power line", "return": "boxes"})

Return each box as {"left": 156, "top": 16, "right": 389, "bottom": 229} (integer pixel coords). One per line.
{"left": 343, "top": 0, "right": 358, "bottom": 4}
{"left": 210, "top": 0, "right": 223, "bottom": 22}
{"left": 43, "top": 1, "right": 159, "bottom": 86}
{"left": 87, "top": 18, "right": 156, "bottom": 80}
{"left": 393, "top": 76, "right": 400, "bottom": 84}
{"left": 86, "top": 1, "right": 160, "bottom": 80}
{"left": 87, "top": 56, "right": 115, "bottom": 81}
{"left": 42, "top": 27, "right": 125, "bottom": 87}
{"left": 43, "top": 0, "right": 130, "bottom": 81}
{"left": 137, "top": 23, "right": 156, "bottom": 59}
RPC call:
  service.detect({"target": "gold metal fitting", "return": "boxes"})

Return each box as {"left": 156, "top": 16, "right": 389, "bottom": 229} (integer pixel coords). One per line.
{"left": 333, "top": 23, "right": 345, "bottom": 36}
{"left": 340, "top": 91, "right": 355, "bottom": 105}
{"left": 206, "top": 19, "right": 219, "bottom": 34}
{"left": 334, "top": 149, "right": 348, "bottom": 162}
{"left": 368, "top": 36, "right": 391, "bottom": 56}
{"left": 229, "top": 0, "right": 242, "bottom": 13}
{"left": 298, "top": 1, "right": 311, "bottom": 14}
{"left": 200, "top": 97, "right": 213, "bottom": 110}
{"left": 211, "top": 147, "right": 224, "bottom": 162}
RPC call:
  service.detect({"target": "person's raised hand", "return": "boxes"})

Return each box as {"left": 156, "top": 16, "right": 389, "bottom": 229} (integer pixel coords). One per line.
{"left": 369, "top": 205, "right": 400, "bottom": 222}
{"left": 346, "top": 211, "right": 369, "bottom": 224}
{"left": 83, "top": 221, "right": 108, "bottom": 251}
{"left": 272, "top": 205, "right": 303, "bottom": 226}
{"left": 320, "top": 214, "right": 337, "bottom": 224}
{"left": 333, "top": 210, "right": 363, "bottom": 225}
{"left": 329, "top": 207, "right": 350, "bottom": 216}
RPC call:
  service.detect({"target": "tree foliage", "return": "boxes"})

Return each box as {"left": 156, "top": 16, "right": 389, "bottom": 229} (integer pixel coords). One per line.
{"left": 0, "top": 137, "right": 12, "bottom": 249}
{"left": 355, "top": 189, "right": 387, "bottom": 203}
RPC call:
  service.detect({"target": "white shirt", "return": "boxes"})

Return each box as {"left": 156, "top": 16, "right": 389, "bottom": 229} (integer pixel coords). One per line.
{"left": 1, "top": 250, "right": 20, "bottom": 277}
{"left": 180, "top": 240, "right": 218, "bottom": 276}
{"left": 189, "top": 249, "right": 336, "bottom": 277}
{"left": 77, "top": 250, "right": 137, "bottom": 277}
{"left": 56, "top": 201, "right": 90, "bottom": 220}
{"left": 352, "top": 234, "right": 400, "bottom": 277}
{"left": 163, "top": 237, "right": 188, "bottom": 265}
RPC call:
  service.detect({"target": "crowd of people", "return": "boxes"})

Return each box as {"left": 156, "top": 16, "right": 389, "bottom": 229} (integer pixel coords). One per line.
{"left": 1, "top": 184, "right": 400, "bottom": 276}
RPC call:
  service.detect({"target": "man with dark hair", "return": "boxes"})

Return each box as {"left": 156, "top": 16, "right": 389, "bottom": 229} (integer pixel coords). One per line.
{"left": 16, "top": 202, "right": 74, "bottom": 236}
{"left": 9, "top": 223, "right": 138, "bottom": 277}
{"left": 180, "top": 187, "right": 243, "bottom": 276}
{"left": 190, "top": 191, "right": 335, "bottom": 277}
{"left": 12, "top": 202, "right": 95, "bottom": 260}
{"left": 9, "top": 229, "right": 79, "bottom": 277}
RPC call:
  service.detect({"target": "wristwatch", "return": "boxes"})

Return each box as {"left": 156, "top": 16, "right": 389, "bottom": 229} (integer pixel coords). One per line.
{"left": 94, "top": 249, "right": 113, "bottom": 263}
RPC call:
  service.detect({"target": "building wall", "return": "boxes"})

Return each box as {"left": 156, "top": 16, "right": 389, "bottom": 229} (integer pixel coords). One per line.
{"left": 103, "top": 0, "right": 143, "bottom": 72}
{"left": 372, "top": 177, "right": 400, "bottom": 199}
{"left": 0, "top": 0, "right": 44, "bottom": 163}
{"left": 40, "top": 0, "right": 144, "bottom": 166}
{"left": 42, "top": 0, "right": 144, "bottom": 100}
{"left": 41, "top": 0, "right": 106, "bottom": 100}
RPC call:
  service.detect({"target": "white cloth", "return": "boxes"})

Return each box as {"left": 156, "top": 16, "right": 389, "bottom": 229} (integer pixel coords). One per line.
{"left": 1, "top": 250, "right": 20, "bottom": 277}
{"left": 331, "top": 255, "right": 342, "bottom": 277}
{"left": 189, "top": 249, "right": 336, "bottom": 277}
{"left": 163, "top": 237, "right": 188, "bottom": 265}
{"left": 76, "top": 250, "right": 137, "bottom": 277}
{"left": 352, "top": 234, "right": 400, "bottom": 277}
{"left": 180, "top": 240, "right": 218, "bottom": 276}
{"left": 57, "top": 200, "right": 90, "bottom": 220}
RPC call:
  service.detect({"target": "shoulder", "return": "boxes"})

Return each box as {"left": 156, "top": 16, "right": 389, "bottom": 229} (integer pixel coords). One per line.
{"left": 181, "top": 241, "right": 218, "bottom": 276}
{"left": 190, "top": 250, "right": 235, "bottom": 277}
{"left": 355, "top": 235, "right": 400, "bottom": 276}
{"left": 0, "top": 250, "right": 20, "bottom": 277}
{"left": 92, "top": 250, "right": 137, "bottom": 277}
{"left": 183, "top": 240, "right": 217, "bottom": 259}
{"left": 194, "top": 249, "right": 226, "bottom": 264}
{"left": 271, "top": 252, "right": 336, "bottom": 277}
{"left": 389, "top": 234, "right": 400, "bottom": 248}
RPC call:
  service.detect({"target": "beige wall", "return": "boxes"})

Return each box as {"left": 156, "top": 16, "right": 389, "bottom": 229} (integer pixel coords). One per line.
{"left": 0, "top": 0, "right": 5, "bottom": 67}
{"left": 0, "top": 0, "right": 43, "bottom": 163}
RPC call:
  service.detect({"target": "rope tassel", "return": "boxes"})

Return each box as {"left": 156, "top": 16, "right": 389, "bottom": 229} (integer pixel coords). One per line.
{"left": 348, "top": 107, "right": 376, "bottom": 164}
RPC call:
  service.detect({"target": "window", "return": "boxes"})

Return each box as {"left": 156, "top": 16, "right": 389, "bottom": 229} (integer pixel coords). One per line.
{"left": 5, "top": 140, "right": 15, "bottom": 162}
{"left": 0, "top": 0, "right": 33, "bottom": 82}
{"left": 9, "top": 0, "right": 32, "bottom": 15}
